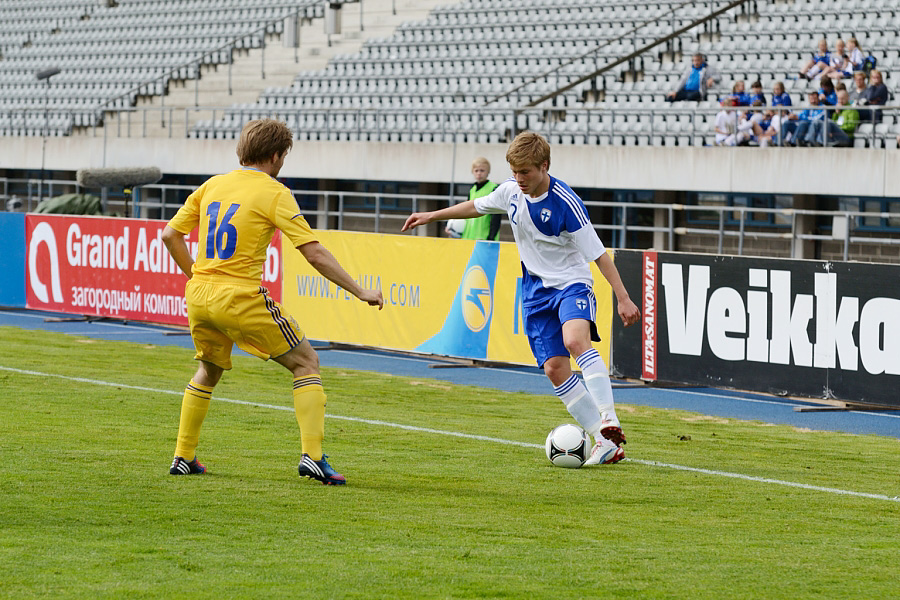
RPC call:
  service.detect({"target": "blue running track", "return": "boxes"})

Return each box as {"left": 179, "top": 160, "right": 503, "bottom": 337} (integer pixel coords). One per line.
{"left": 2, "top": 308, "right": 899, "bottom": 439}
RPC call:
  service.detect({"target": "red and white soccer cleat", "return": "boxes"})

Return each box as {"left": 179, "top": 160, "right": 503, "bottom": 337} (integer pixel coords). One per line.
{"left": 600, "top": 416, "right": 627, "bottom": 447}
{"left": 583, "top": 438, "right": 625, "bottom": 466}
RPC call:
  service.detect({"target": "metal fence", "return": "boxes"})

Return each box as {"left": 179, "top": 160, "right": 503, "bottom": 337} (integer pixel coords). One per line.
{"left": 6, "top": 103, "right": 898, "bottom": 153}
{"left": 3, "top": 176, "right": 897, "bottom": 262}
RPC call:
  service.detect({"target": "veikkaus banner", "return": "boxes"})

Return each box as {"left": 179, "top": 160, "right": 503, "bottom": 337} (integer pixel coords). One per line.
{"left": 25, "top": 214, "right": 283, "bottom": 326}
{"left": 612, "top": 250, "right": 900, "bottom": 407}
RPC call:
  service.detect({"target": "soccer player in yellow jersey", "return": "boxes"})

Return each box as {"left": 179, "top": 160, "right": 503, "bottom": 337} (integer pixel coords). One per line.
{"left": 162, "top": 119, "right": 383, "bottom": 485}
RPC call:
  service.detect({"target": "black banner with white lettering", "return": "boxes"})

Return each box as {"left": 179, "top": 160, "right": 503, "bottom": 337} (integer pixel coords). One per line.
{"left": 611, "top": 250, "right": 900, "bottom": 407}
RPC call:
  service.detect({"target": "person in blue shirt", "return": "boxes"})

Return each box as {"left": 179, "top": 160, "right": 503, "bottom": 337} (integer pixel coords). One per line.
{"left": 740, "top": 81, "right": 767, "bottom": 125}
{"left": 771, "top": 81, "right": 792, "bottom": 107}
{"left": 799, "top": 39, "right": 831, "bottom": 80}
{"left": 665, "top": 53, "right": 721, "bottom": 102}
{"left": 748, "top": 81, "right": 766, "bottom": 105}
{"left": 779, "top": 90, "right": 824, "bottom": 146}
{"left": 762, "top": 82, "right": 794, "bottom": 145}
{"left": 819, "top": 77, "right": 837, "bottom": 106}
{"left": 726, "top": 80, "right": 752, "bottom": 106}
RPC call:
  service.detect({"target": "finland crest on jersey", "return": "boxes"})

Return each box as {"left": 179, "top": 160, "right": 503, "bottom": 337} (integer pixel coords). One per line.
{"left": 473, "top": 177, "right": 606, "bottom": 306}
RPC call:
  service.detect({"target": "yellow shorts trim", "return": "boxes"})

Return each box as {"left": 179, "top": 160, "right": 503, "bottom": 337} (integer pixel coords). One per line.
{"left": 185, "top": 280, "right": 305, "bottom": 370}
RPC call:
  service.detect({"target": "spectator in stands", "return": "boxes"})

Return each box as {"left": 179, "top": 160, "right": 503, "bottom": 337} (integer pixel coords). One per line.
{"left": 819, "top": 77, "right": 837, "bottom": 105}
{"left": 737, "top": 100, "right": 767, "bottom": 144}
{"left": 714, "top": 98, "right": 739, "bottom": 146}
{"left": 846, "top": 37, "right": 865, "bottom": 72}
{"left": 666, "top": 53, "right": 720, "bottom": 102}
{"left": 748, "top": 80, "right": 766, "bottom": 105}
{"left": 779, "top": 90, "right": 824, "bottom": 146}
{"left": 771, "top": 81, "right": 792, "bottom": 108}
{"left": 799, "top": 39, "right": 831, "bottom": 80}
{"left": 727, "top": 80, "right": 751, "bottom": 106}
{"left": 453, "top": 157, "right": 501, "bottom": 240}
{"left": 823, "top": 39, "right": 852, "bottom": 81}
{"left": 848, "top": 71, "right": 868, "bottom": 104}
{"left": 856, "top": 69, "right": 889, "bottom": 124}
{"left": 804, "top": 89, "right": 858, "bottom": 147}
{"left": 760, "top": 83, "right": 792, "bottom": 145}
{"left": 795, "top": 91, "right": 827, "bottom": 146}
{"left": 752, "top": 108, "right": 777, "bottom": 147}
{"left": 757, "top": 108, "right": 787, "bottom": 147}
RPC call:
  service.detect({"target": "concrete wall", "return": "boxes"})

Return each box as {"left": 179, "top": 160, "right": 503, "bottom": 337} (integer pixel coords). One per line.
{"left": 4, "top": 135, "right": 900, "bottom": 197}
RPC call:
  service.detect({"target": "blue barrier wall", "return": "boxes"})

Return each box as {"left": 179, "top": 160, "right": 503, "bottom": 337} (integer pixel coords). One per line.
{"left": 0, "top": 212, "right": 25, "bottom": 307}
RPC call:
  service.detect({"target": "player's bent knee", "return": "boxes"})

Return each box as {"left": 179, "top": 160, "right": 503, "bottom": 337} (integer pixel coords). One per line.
{"left": 542, "top": 356, "right": 572, "bottom": 387}
{"left": 274, "top": 342, "right": 319, "bottom": 377}
{"left": 195, "top": 360, "right": 225, "bottom": 387}
{"left": 563, "top": 339, "right": 592, "bottom": 358}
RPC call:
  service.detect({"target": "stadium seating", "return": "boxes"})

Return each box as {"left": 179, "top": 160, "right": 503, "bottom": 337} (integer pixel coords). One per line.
{"left": 0, "top": 0, "right": 896, "bottom": 146}
{"left": 0, "top": 0, "right": 325, "bottom": 135}
{"left": 190, "top": 0, "right": 897, "bottom": 146}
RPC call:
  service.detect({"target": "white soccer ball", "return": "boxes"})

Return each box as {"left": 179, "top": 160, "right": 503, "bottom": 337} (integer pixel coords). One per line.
{"left": 445, "top": 218, "right": 466, "bottom": 238}
{"left": 545, "top": 424, "right": 591, "bottom": 468}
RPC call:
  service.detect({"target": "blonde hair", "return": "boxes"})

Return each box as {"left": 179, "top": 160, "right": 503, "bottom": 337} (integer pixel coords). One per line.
{"left": 471, "top": 157, "right": 491, "bottom": 171}
{"left": 236, "top": 119, "right": 293, "bottom": 166}
{"left": 505, "top": 131, "right": 550, "bottom": 170}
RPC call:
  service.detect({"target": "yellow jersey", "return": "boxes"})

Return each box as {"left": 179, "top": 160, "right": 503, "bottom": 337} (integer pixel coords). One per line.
{"left": 168, "top": 168, "right": 316, "bottom": 284}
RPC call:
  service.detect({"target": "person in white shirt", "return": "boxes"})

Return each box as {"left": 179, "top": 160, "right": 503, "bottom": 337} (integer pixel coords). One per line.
{"left": 402, "top": 132, "right": 641, "bottom": 466}
{"left": 823, "top": 39, "right": 851, "bottom": 81}
{"left": 846, "top": 37, "right": 865, "bottom": 73}
{"left": 715, "top": 98, "right": 740, "bottom": 145}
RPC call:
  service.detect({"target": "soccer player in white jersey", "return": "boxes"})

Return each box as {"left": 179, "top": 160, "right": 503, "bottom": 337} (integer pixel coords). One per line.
{"left": 402, "top": 132, "right": 640, "bottom": 465}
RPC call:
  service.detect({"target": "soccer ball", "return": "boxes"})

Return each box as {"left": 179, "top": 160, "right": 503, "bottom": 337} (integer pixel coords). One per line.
{"left": 545, "top": 424, "right": 591, "bottom": 468}
{"left": 445, "top": 218, "right": 466, "bottom": 238}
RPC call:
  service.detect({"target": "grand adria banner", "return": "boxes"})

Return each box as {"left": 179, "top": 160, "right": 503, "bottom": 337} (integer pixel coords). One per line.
{"left": 612, "top": 250, "right": 900, "bottom": 407}
{"left": 25, "top": 214, "right": 282, "bottom": 326}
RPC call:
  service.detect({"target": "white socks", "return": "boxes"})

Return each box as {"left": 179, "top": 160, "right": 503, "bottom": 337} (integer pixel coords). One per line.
{"left": 575, "top": 349, "right": 618, "bottom": 425}
{"left": 553, "top": 375, "right": 603, "bottom": 437}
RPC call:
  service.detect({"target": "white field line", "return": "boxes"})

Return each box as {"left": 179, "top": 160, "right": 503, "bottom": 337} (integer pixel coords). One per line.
{"left": 2, "top": 364, "right": 899, "bottom": 504}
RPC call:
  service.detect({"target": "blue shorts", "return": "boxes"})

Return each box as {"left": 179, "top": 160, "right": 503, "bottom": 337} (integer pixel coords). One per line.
{"left": 522, "top": 283, "right": 600, "bottom": 367}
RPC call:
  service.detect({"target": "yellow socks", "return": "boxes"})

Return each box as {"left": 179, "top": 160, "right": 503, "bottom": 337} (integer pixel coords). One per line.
{"left": 174, "top": 380, "right": 213, "bottom": 459}
{"left": 174, "top": 376, "right": 327, "bottom": 462}
{"left": 293, "top": 375, "right": 326, "bottom": 461}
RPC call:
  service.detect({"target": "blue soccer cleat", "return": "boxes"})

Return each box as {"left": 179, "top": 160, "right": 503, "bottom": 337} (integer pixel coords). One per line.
{"left": 169, "top": 456, "right": 206, "bottom": 475}
{"left": 298, "top": 453, "right": 346, "bottom": 485}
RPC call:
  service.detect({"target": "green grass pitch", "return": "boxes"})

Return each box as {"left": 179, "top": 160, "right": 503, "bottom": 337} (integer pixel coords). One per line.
{"left": 1, "top": 327, "right": 899, "bottom": 599}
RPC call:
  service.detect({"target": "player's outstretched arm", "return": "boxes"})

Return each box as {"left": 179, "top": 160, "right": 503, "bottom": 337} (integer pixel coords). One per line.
{"left": 595, "top": 252, "right": 640, "bottom": 327}
{"left": 162, "top": 225, "right": 194, "bottom": 278}
{"left": 298, "top": 241, "right": 384, "bottom": 309}
{"left": 401, "top": 200, "right": 481, "bottom": 232}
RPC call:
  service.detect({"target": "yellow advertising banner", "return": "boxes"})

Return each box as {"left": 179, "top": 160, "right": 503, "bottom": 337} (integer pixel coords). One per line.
{"left": 282, "top": 231, "right": 613, "bottom": 366}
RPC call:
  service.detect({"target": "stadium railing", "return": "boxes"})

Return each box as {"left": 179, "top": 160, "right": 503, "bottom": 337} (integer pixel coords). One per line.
{"left": 3, "top": 177, "right": 897, "bottom": 262}
{"left": 12, "top": 104, "right": 893, "bottom": 150}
